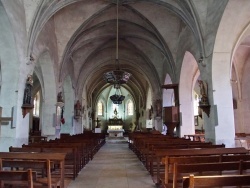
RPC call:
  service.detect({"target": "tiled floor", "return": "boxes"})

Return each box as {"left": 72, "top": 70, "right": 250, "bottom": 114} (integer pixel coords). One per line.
{"left": 67, "top": 142, "right": 156, "bottom": 188}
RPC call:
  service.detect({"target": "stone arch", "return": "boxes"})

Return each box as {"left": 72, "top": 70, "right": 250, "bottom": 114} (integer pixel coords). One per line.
{"left": 212, "top": 0, "right": 250, "bottom": 146}
{"left": 37, "top": 51, "right": 57, "bottom": 138}
{"left": 179, "top": 51, "right": 199, "bottom": 137}
{"left": 61, "top": 75, "right": 75, "bottom": 134}
{"left": 231, "top": 34, "right": 250, "bottom": 135}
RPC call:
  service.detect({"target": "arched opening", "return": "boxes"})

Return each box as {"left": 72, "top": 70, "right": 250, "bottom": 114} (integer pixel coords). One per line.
{"left": 127, "top": 99, "right": 134, "bottom": 116}
{"left": 97, "top": 101, "right": 104, "bottom": 116}
{"left": 179, "top": 51, "right": 199, "bottom": 137}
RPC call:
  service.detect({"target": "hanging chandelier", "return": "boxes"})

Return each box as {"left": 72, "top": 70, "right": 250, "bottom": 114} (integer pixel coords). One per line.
{"left": 103, "top": 0, "right": 132, "bottom": 91}
{"left": 110, "top": 88, "right": 125, "bottom": 104}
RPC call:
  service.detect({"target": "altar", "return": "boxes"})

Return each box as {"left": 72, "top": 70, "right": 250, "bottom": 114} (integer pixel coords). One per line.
{"left": 107, "top": 125, "right": 124, "bottom": 137}
{"left": 107, "top": 109, "right": 124, "bottom": 137}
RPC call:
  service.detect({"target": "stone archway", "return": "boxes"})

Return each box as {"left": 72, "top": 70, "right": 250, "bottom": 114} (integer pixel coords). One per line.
{"left": 212, "top": 0, "right": 250, "bottom": 146}
{"left": 179, "top": 51, "right": 199, "bottom": 137}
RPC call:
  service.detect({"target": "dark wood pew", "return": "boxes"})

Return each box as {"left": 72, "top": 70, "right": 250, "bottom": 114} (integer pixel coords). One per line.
{"left": 184, "top": 134, "right": 205, "bottom": 142}
{"left": 144, "top": 143, "right": 224, "bottom": 172}
{"left": 183, "top": 174, "right": 250, "bottom": 188}
{"left": 29, "top": 135, "right": 47, "bottom": 143}
{"left": 0, "top": 169, "right": 35, "bottom": 188}
{"left": 11, "top": 145, "right": 79, "bottom": 180}
{"left": 0, "top": 152, "right": 66, "bottom": 188}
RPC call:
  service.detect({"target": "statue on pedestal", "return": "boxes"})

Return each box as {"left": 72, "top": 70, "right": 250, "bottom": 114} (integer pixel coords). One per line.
{"left": 23, "top": 75, "right": 33, "bottom": 105}
{"left": 198, "top": 80, "right": 209, "bottom": 105}
{"left": 74, "top": 100, "right": 82, "bottom": 117}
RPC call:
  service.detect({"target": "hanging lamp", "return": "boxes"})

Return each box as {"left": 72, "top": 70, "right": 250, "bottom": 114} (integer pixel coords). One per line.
{"left": 103, "top": 0, "right": 132, "bottom": 90}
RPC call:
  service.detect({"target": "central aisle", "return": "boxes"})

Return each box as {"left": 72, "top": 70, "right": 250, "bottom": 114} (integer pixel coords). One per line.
{"left": 67, "top": 142, "right": 156, "bottom": 188}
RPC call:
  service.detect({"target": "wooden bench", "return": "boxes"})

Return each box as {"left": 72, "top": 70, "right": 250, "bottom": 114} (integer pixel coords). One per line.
{"left": 153, "top": 147, "right": 248, "bottom": 184}
{"left": 0, "top": 152, "right": 66, "bottom": 188}
{"left": 182, "top": 174, "right": 250, "bottom": 188}
{"left": 144, "top": 143, "right": 224, "bottom": 173}
{"left": 0, "top": 158, "right": 60, "bottom": 188}
{"left": 162, "top": 154, "right": 250, "bottom": 185}
{"left": 0, "top": 169, "right": 35, "bottom": 188}
{"left": 169, "top": 161, "right": 250, "bottom": 188}
{"left": 21, "top": 143, "right": 82, "bottom": 179}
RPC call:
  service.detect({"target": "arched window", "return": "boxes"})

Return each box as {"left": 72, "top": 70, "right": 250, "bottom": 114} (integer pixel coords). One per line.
{"left": 127, "top": 100, "right": 133, "bottom": 115}
{"left": 97, "top": 101, "right": 103, "bottom": 116}
{"left": 33, "top": 91, "right": 40, "bottom": 116}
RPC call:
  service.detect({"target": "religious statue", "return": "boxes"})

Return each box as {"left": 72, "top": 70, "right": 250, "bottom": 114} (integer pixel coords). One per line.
{"left": 57, "top": 92, "right": 64, "bottom": 103}
{"left": 23, "top": 75, "right": 33, "bottom": 105}
{"left": 198, "top": 80, "right": 209, "bottom": 105}
{"left": 114, "top": 108, "right": 118, "bottom": 118}
{"left": 74, "top": 100, "right": 82, "bottom": 118}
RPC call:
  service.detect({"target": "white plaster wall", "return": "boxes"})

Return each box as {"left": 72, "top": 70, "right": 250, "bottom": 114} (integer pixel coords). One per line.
{"left": 39, "top": 52, "right": 57, "bottom": 136}
{"left": 179, "top": 52, "right": 198, "bottom": 137}
{"left": 212, "top": 53, "right": 235, "bottom": 147}
{"left": 212, "top": 0, "right": 250, "bottom": 146}
{"left": 0, "top": 1, "right": 30, "bottom": 150}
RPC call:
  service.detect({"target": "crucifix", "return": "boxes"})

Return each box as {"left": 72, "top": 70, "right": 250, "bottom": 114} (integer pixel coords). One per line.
{"left": 94, "top": 117, "right": 101, "bottom": 128}
{"left": 0, "top": 106, "right": 13, "bottom": 128}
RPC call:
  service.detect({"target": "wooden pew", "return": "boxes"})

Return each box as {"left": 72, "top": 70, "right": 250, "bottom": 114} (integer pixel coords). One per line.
{"left": 0, "top": 169, "right": 35, "bottom": 188}
{"left": 182, "top": 174, "right": 250, "bottom": 188}
{"left": 0, "top": 152, "right": 66, "bottom": 188}
{"left": 144, "top": 143, "right": 224, "bottom": 173}
{"left": 21, "top": 143, "right": 81, "bottom": 179}
{"left": 153, "top": 147, "right": 248, "bottom": 184}
{"left": 162, "top": 154, "right": 250, "bottom": 185}
{"left": 0, "top": 159, "right": 60, "bottom": 188}
{"left": 167, "top": 160, "right": 250, "bottom": 188}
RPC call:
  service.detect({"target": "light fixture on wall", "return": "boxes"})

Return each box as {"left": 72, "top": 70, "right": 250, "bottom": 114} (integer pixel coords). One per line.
{"left": 103, "top": 0, "right": 132, "bottom": 91}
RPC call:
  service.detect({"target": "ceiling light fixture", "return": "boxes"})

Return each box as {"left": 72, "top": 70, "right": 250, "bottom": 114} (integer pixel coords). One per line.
{"left": 104, "top": 0, "right": 131, "bottom": 104}
{"left": 103, "top": 0, "right": 132, "bottom": 91}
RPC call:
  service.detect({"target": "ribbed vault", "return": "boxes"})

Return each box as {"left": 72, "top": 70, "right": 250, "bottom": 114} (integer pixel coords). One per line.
{"left": 27, "top": 0, "right": 206, "bottom": 108}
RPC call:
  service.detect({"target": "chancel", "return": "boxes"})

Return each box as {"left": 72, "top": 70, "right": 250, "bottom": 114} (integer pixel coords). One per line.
{"left": 107, "top": 108, "right": 124, "bottom": 137}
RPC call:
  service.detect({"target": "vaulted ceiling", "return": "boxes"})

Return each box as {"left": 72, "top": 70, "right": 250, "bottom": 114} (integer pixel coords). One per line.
{"left": 28, "top": 0, "right": 206, "bottom": 106}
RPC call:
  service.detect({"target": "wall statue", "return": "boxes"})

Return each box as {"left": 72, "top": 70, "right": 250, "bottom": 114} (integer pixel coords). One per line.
{"left": 57, "top": 92, "right": 64, "bottom": 103}
{"left": 74, "top": 100, "right": 82, "bottom": 117}
{"left": 23, "top": 75, "right": 33, "bottom": 105}
{"left": 198, "top": 80, "right": 209, "bottom": 105}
